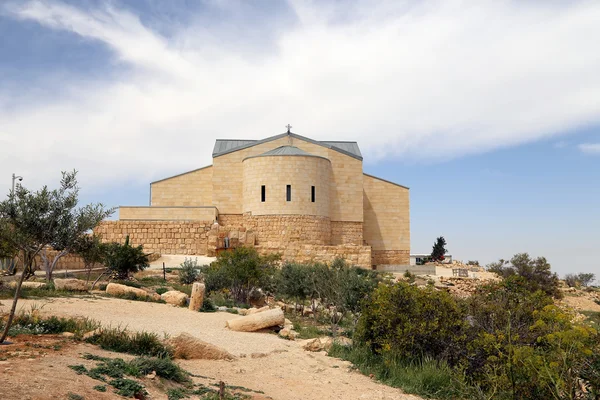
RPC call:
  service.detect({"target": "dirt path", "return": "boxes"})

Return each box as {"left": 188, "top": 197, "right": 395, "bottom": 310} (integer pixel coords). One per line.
{"left": 2, "top": 297, "right": 420, "bottom": 400}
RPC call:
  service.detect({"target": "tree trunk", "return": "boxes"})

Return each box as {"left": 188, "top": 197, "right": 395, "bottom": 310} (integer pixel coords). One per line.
{"left": 44, "top": 249, "right": 67, "bottom": 281}
{"left": 0, "top": 255, "right": 29, "bottom": 343}
{"left": 226, "top": 308, "right": 284, "bottom": 332}
{"left": 189, "top": 283, "right": 206, "bottom": 311}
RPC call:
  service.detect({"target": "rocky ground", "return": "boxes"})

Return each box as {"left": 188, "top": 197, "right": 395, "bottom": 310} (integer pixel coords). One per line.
{"left": 0, "top": 297, "right": 420, "bottom": 400}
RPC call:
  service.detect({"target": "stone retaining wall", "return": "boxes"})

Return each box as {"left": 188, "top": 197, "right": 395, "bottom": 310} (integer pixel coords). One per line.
{"left": 255, "top": 244, "right": 372, "bottom": 269}
{"left": 95, "top": 220, "right": 214, "bottom": 255}
{"left": 372, "top": 250, "right": 410, "bottom": 266}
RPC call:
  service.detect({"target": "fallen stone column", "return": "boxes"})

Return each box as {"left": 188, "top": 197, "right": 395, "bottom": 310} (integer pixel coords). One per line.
{"left": 189, "top": 282, "right": 206, "bottom": 311}
{"left": 226, "top": 308, "right": 284, "bottom": 332}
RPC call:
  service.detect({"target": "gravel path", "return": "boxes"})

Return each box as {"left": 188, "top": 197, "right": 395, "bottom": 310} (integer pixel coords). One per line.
{"left": 2, "top": 297, "right": 420, "bottom": 400}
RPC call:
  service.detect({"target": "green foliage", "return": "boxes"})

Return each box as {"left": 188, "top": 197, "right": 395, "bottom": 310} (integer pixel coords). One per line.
{"left": 93, "top": 385, "right": 107, "bottom": 392}
{"left": 329, "top": 344, "right": 468, "bottom": 399}
{"left": 155, "top": 287, "right": 169, "bottom": 295}
{"left": 488, "top": 252, "right": 562, "bottom": 298}
{"left": 355, "top": 281, "right": 468, "bottom": 364}
{"left": 278, "top": 263, "right": 311, "bottom": 303}
{"left": 178, "top": 258, "right": 202, "bottom": 284}
{"left": 67, "top": 393, "right": 85, "bottom": 400}
{"left": 103, "top": 235, "right": 149, "bottom": 280}
{"left": 86, "top": 326, "right": 172, "bottom": 358}
{"left": 129, "top": 356, "right": 190, "bottom": 384}
{"left": 565, "top": 272, "right": 596, "bottom": 288}
{"left": 350, "top": 273, "right": 600, "bottom": 399}
{"left": 2, "top": 311, "right": 99, "bottom": 337}
{"left": 430, "top": 236, "right": 447, "bottom": 261}
{"left": 110, "top": 378, "right": 147, "bottom": 398}
{"left": 0, "top": 171, "right": 113, "bottom": 342}
{"left": 403, "top": 270, "right": 416, "bottom": 283}
{"left": 277, "top": 259, "right": 381, "bottom": 329}
{"left": 204, "top": 247, "right": 280, "bottom": 303}
{"left": 200, "top": 298, "right": 217, "bottom": 312}
{"left": 464, "top": 276, "right": 600, "bottom": 399}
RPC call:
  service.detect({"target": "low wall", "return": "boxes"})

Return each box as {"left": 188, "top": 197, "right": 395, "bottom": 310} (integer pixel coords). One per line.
{"left": 255, "top": 244, "right": 372, "bottom": 269}
{"left": 372, "top": 250, "right": 410, "bottom": 266}
{"left": 95, "top": 220, "right": 214, "bottom": 255}
{"left": 376, "top": 264, "right": 435, "bottom": 275}
{"left": 119, "top": 206, "right": 217, "bottom": 221}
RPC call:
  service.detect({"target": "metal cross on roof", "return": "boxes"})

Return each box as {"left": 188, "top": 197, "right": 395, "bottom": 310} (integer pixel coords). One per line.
{"left": 285, "top": 124, "right": 292, "bottom": 133}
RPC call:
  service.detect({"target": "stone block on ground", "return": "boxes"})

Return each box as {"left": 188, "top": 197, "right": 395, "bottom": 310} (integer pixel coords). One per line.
{"left": 226, "top": 308, "right": 284, "bottom": 332}
{"left": 167, "top": 333, "right": 235, "bottom": 360}
{"left": 302, "top": 336, "right": 353, "bottom": 352}
{"left": 9, "top": 281, "right": 47, "bottom": 289}
{"left": 54, "top": 278, "right": 88, "bottom": 291}
{"left": 106, "top": 282, "right": 154, "bottom": 300}
{"left": 160, "top": 290, "right": 189, "bottom": 306}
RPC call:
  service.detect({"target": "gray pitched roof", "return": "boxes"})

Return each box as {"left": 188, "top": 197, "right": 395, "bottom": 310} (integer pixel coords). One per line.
{"left": 244, "top": 145, "right": 330, "bottom": 161}
{"left": 212, "top": 132, "right": 363, "bottom": 160}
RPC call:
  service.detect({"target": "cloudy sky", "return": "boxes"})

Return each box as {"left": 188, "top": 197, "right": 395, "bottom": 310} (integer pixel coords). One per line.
{"left": 1, "top": 0, "right": 599, "bottom": 277}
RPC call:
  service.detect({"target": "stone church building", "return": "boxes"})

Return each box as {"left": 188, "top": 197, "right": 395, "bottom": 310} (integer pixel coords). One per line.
{"left": 96, "top": 130, "right": 410, "bottom": 268}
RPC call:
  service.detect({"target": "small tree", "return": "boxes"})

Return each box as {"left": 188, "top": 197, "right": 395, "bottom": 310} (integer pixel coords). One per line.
{"left": 38, "top": 172, "right": 113, "bottom": 280}
{"left": 0, "top": 171, "right": 111, "bottom": 343}
{"left": 577, "top": 273, "right": 596, "bottom": 287}
{"left": 278, "top": 263, "right": 311, "bottom": 313}
{"left": 178, "top": 258, "right": 201, "bottom": 284}
{"left": 74, "top": 234, "right": 106, "bottom": 283}
{"left": 103, "top": 235, "right": 149, "bottom": 280}
{"left": 488, "top": 253, "right": 562, "bottom": 299}
{"left": 430, "top": 236, "right": 447, "bottom": 262}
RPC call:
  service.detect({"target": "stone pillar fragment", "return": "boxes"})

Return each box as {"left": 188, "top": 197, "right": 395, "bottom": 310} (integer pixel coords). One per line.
{"left": 189, "top": 282, "right": 206, "bottom": 311}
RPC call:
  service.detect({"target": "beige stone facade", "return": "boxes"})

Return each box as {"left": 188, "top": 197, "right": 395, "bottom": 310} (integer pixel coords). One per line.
{"left": 106, "top": 132, "right": 410, "bottom": 267}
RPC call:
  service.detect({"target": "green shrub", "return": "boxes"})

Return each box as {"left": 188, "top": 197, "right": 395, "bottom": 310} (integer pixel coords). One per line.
{"left": 93, "top": 385, "right": 107, "bottom": 392}
{"left": 103, "top": 235, "right": 149, "bottom": 280}
{"left": 205, "top": 247, "right": 280, "bottom": 303}
{"left": 329, "top": 344, "right": 467, "bottom": 399}
{"left": 178, "top": 258, "right": 201, "bottom": 284}
{"left": 155, "top": 287, "right": 168, "bottom": 295}
{"left": 200, "top": 298, "right": 216, "bottom": 312}
{"left": 355, "top": 281, "right": 468, "bottom": 364}
{"left": 109, "top": 378, "right": 146, "bottom": 398}
{"left": 2, "top": 312, "right": 99, "bottom": 337}
{"left": 129, "top": 356, "right": 190, "bottom": 384}
{"left": 403, "top": 270, "right": 416, "bottom": 283}
{"left": 487, "top": 253, "right": 562, "bottom": 298}
{"left": 86, "top": 326, "right": 172, "bottom": 358}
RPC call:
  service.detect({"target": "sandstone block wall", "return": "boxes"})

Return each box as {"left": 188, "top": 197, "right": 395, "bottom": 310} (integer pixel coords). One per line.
{"left": 243, "top": 215, "right": 331, "bottom": 246}
{"left": 95, "top": 220, "right": 214, "bottom": 255}
{"left": 330, "top": 221, "right": 363, "bottom": 245}
{"left": 372, "top": 250, "right": 410, "bottom": 266}
{"left": 255, "top": 244, "right": 372, "bottom": 269}
{"left": 119, "top": 206, "right": 217, "bottom": 221}
{"left": 362, "top": 173, "right": 410, "bottom": 252}
{"left": 218, "top": 214, "right": 244, "bottom": 227}
{"left": 151, "top": 166, "right": 213, "bottom": 206}
{"left": 242, "top": 155, "right": 331, "bottom": 217}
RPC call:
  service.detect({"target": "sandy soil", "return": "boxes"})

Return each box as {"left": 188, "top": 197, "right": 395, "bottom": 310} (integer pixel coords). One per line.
{"left": 1, "top": 297, "right": 419, "bottom": 400}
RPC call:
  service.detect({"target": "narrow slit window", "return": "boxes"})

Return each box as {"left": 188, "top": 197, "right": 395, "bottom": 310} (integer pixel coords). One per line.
{"left": 261, "top": 185, "right": 266, "bottom": 202}
{"left": 311, "top": 186, "right": 315, "bottom": 202}
{"left": 286, "top": 185, "right": 291, "bottom": 202}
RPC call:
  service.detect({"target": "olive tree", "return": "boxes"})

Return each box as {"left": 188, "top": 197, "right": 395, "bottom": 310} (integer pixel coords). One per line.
{"left": 0, "top": 171, "right": 112, "bottom": 343}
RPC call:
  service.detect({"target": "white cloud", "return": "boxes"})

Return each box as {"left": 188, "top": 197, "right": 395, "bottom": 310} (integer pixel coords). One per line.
{"left": 578, "top": 143, "right": 600, "bottom": 154}
{"left": 2, "top": 0, "right": 600, "bottom": 194}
